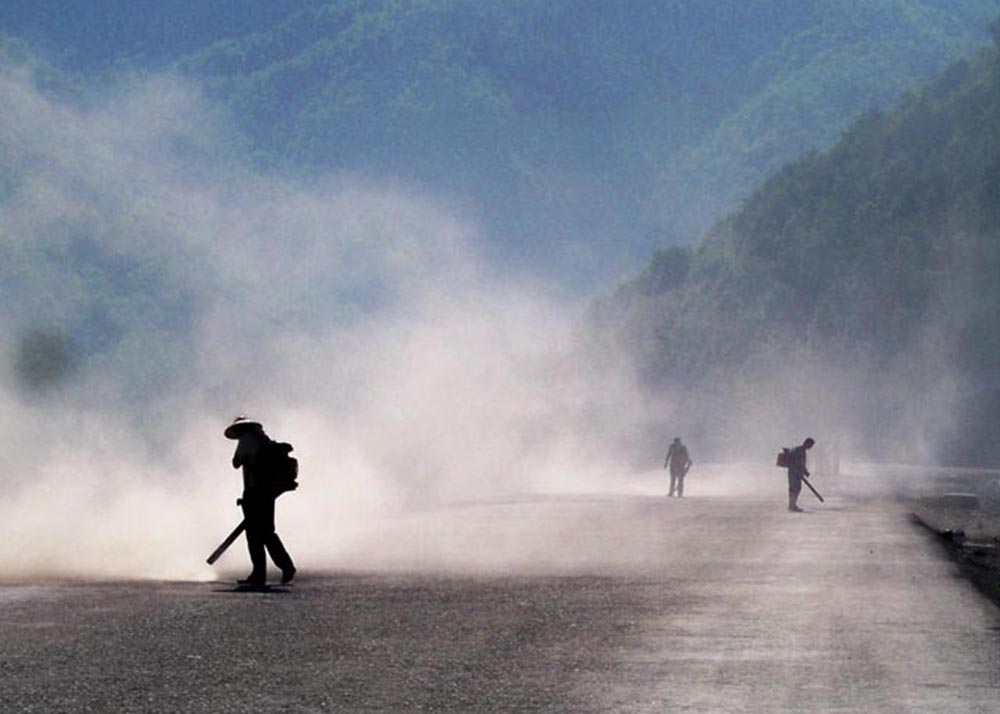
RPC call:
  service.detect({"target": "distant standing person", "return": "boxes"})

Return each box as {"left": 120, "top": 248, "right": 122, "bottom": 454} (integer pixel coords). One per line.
{"left": 225, "top": 416, "right": 297, "bottom": 588}
{"left": 664, "top": 437, "right": 693, "bottom": 497}
{"left": 787, "top": 437, "right": 815, "bottom": 512}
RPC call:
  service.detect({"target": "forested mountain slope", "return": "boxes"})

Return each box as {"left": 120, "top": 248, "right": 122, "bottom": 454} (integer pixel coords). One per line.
{"left": 2, "top": 0, "right": 997, "bottom": 283}
{"left": 591, "top": 29, "right": 1000, "bottom": 465}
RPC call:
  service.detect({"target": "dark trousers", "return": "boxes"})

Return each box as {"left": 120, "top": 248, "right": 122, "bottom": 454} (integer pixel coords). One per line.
{"left": 242, "top": 492, "right": 294, "bottom": 579}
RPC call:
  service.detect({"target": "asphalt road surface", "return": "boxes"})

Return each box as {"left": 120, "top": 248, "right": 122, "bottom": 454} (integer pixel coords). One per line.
{"left": 2, "top": 467, "right": 1000, "bottom": 712}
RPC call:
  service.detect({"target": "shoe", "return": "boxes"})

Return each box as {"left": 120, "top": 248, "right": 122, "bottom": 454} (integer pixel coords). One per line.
{"left": 788, "top": 506, "right": 804, "bottom": 512}
{"left": 238, "top": 575, "right": 266, "bottom": 586}
{"left": 281, "top": 566, "right": 296, "bottom": 585}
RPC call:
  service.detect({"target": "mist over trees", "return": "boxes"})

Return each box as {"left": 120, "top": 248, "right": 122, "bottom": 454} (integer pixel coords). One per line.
{"left": 591, "top": 29, "right": 1000, "bottom": 466}
{"left": 2, "top": 0, "right": 998, "bottom": 284}
{"left": 3, "top": 3, "right": 1000, "bottom": 467}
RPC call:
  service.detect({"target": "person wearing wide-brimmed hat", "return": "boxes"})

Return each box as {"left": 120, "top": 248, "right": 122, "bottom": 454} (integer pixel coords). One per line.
{"left": 225, "top": 416, "right": 296, "bottom": 587}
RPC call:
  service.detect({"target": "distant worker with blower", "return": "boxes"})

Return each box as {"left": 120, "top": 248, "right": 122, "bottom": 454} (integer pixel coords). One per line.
{"left": 222, "top": 416, "right": 298, "bottom": 588}
{"left": 782, "top": 437, "right": 817, "bottom": 512}
{"left": 664, "top": 437, "right": 693, "bottom": 497}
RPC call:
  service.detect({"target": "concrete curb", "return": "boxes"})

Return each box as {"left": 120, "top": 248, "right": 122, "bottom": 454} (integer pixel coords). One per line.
{"left": 909, "top": 511, "right": 966, "bottom": 544}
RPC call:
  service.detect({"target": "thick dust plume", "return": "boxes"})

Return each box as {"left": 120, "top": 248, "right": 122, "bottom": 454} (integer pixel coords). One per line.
{"left": 0, "top": 65, "right": 669, "bottom": 581}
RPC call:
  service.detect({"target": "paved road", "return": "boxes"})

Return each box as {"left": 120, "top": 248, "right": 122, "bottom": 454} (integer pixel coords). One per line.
{"left": 2, "top": 467, "right": 999, "bottom": 712}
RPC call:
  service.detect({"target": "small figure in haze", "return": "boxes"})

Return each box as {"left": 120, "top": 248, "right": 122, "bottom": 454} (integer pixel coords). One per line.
{"left": 225, "top": 416, "right": 296, "bottom": 588}
{"left": 786, "top": 437, "right": 815, "bottom": 512}
{"left": 664, "top": 437, "right": 693, "bottom": 497}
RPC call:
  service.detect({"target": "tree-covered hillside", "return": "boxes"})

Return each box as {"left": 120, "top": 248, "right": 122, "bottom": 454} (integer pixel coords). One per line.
{"left": 591, "top": 28, "right": 1000, "bottom": 465}
{"left": 661, "top": 0, "right": 1000, "bottom": 238}
{"left": 174, "top": 0, "right": 1000, "bottom": 277}
{"left": 2, "top": 0, "right": 997, "bottom": 284}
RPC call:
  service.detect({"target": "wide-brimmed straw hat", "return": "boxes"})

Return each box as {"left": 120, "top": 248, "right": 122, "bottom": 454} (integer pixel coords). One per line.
{"left": 224, "top": 415, "right": 262, "bottom": 440}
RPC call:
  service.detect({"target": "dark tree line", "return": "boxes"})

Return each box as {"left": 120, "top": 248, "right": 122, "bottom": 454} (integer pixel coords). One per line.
{"left": 593, "top": 34, "right": 1000, "bottom": 465}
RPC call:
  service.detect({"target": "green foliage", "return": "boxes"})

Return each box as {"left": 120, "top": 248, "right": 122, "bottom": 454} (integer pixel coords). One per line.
{"left": 3, "top": 1, "right": 998, "bottom": 278}
{"left": 596, "top": 39, "right": 1000, "bottom": 461}
{"left": 179, "top": 0, "right": 1000, "bottom": 274}
{"left": 659, "top": 0, "right": 1000, "bottom": 238}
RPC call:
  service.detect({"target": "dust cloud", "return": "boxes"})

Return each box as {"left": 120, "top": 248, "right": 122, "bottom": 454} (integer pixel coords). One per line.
{"left": 3, "top": 53, "right": 958, "bottom": 585}
{"left": 0, "top": 64, "right": 675, "bottom": 582}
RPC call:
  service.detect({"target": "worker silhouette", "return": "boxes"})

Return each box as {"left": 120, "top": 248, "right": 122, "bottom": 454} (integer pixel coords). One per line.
{"left": 664, "top": 437, "right": 693, "bottom": 497}
{"left": 225, "top": 416, "right": 296, "bottom": 588}
{"left": 786, "top": 437, "right": 815, "bottom": 512}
